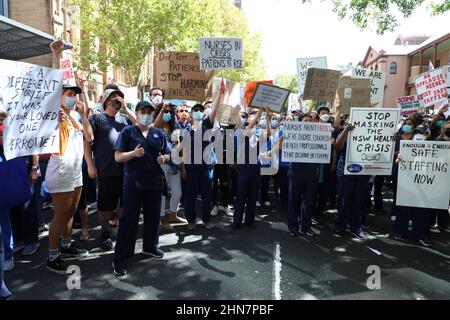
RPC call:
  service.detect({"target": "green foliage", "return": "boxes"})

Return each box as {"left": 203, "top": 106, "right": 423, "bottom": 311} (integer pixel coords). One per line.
{"left": 274, "top": 73, "right": 298, "bottom": 93}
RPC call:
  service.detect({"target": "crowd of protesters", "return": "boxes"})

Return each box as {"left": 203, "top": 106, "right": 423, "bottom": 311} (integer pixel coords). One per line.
{"left": 0, "top": 41, "right": 449, "bottom": 299}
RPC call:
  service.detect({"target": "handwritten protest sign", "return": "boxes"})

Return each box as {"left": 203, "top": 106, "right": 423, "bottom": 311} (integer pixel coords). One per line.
{"left": 296, "top": 57, "right": 327, "bottom": 95}
{"left": 415, "top": 68, "right": 447, "bottom": 108}
{"left": 249, "top": 83, "right": 290, "bottom": 113}
{"left": 397, "top": 141, "right": 450, "bottom": 210}
{"left": 396, "top": 95, "right": 422, "bottom": 116}
{"left": 0, "top": 59, "right": 62, "bottom": 160}
{"left": 345, "top": 108, "right": 400, "bottom": 175}
{"left": 352, "top": 68, "right": 386, "bottom": 108}
{"left": 282, "top": 121, "right": 332, "bottom": 164}
{"left": 155, "top": 51, "right": 213, "bottom": 101}
{"left": 212, "top": 78, "right": 242, "bottom": 125}
{"left": 303, "top": 68, "right": 340, "bottom": 102}
{"left": 244, "top": 80, "right": 273, "bottom": 107}
{"left": 336, "top": 78, "right": 371, "bottom": 114}
{"left": 60, "top": 52, "right": 76, "bottom": 86}
{"left": 199, "top": 37, "right": 243, "bottom": 70}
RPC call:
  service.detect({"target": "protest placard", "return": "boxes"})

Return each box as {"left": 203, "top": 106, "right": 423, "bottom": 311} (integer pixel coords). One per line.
{"left": 199, "top": 37, "right": 243, "bottom": 70}
{"left": 303, "top": 68, "right": 341, "bottom": 102}
{"left": 154, "top": 51, "right": 213, "bottom": 101}
{"left": 0, "top": 59, "right": 62, "bottom": 160}
{"left": 414, "top": 68, "right": 447, "bottom": 108}
{"left": 288, "top": 93, "right": 301, "bottom": 113}
{"left": 396, "top": 95, "right": 422, "bottom": 116}
{"left": 345, "top": 108, "right": 400, "bottom": 175}
{"left": 60, "top": 52, "right": 76, "bottom": 86}
{"left": 352, "top": 68, "right": 386, "bottom": 108}
{"left": 396, "top": 141, "right": 450, "bottom": 210}
{"left": 282, "top": 121, "right": 332, "bottom": 164}
{"left": 296, "top": 57, "right": 327, "bottom": 95}
{"left": 244, "top": 80, "right": 273, "bottom": 107}
{"left": 212, "top": 78, "right": 242, "bottom": 125}
{"left": 336, "top": 77, "right": 371, "bottom": 114}
{"left": 248, "top": 83, "right": 290, "bottom": 113}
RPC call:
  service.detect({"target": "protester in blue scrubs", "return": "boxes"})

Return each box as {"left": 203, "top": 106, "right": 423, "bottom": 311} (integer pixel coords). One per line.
{"left": 112, "top": 101, "right": 171, "bottom": 276}
{"left": 180, "top": 102, "right": 219, "bottom": 230}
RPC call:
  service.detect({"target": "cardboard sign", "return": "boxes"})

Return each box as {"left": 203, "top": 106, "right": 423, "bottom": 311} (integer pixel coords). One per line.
{"left": 296, "top": 57, "right": 327, "bottom": 95}
{"left": 0, "top": 59, "right": 62, "bottom": 160}
{"left": 244, "top": 80, "right": 273, "bottom": 107}
{"left": 199, "top": 37, "right": 243, "bottom": 70}
{"left": 396, "top": 95, "right": 422, "bottom": 116}
{"left": 282, "top": 121, "right": 332, "bottom": 164}
{"left": 154, "top": 51, "right": 213, "bottom": 101}
{"left": 213, "top": 78, "right": 242, "bottom": 125}
{"left": 397, "top": 141, "right": 450, "bottom": 210}
{"left": 303, "top": 68, "right": 340, "bottom": 102}
{"left": 345, "top": 108, "right": 400, "bottom": 176}
{"left": 337, "top": 78, "right": 371, "bottom": 114}
{"left": 415, "top": 68, "right": 447, "bottom": 108}
{"left": 352, "top": 68, "right": 386, "bottom": 108}
{"left": 60, "top": 52, "right": 76, "bottom": 86}
{"left": 249, "top": 83, "right": 290, "bottom": 113}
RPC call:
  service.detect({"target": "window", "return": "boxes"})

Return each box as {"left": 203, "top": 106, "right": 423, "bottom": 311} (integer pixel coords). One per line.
{"left": 390, "top": 62, "right": 397, "bottom": 74}
{"left": 0, "top": 0, "right": 8, "bottom": 17}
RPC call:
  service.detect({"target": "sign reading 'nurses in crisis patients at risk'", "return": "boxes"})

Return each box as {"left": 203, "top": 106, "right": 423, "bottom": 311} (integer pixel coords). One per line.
{"left": 199, "top": 37, "right": 243, "bottom": 70}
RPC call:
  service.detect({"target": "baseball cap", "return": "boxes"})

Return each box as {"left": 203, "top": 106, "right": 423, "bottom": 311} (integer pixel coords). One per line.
{"left": 62, "top": 83, "right": 82, "bottom": 95}
{"left": 135, "top": 100, "right": 152, "bottom": 112}
{"left": 192, "top": 103, "right": 205, "bottom": 112}
{"left": 103, "top": 88, "right": 125, "bottom": 107}
{"left": 318, "top": 106, "right": 330, "bottom": 114}
{"left": 414, "top": 124, "right": 430, "bottom": 134}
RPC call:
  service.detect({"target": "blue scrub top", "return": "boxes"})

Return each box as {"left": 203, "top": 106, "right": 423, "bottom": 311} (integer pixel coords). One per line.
{"left": 182, "top": 116, "right": 216, "bottom": 167}
{"left": 115, "top": 125, "right": 171, "bottom": 191}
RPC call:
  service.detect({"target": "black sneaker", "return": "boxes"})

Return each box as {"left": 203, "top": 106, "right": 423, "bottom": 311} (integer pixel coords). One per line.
{"left": 302, "top": 230, "right": 316, "bottom": 237}
{"left": 333, "top": 231, "right": 344, "bottom": 238}
{"left": 289, "top": 230, "right": 300, "bottom": 237}
{"left": 351, "top": 231, "right": 367, "bottom": 241}
{"left": 46, "top": 256, "right": 69, "bottom": 275}
{"left": 100, "top": 231, "right": 113, "bottom": 251}
{"left": 60, "top": 243, "right": 89, "bottom": 257}
{"left": 142, "top": 247, "right": 164, "bottom": 259}
{"left": 112, "top": 261, "right": 127, "bottom": 277}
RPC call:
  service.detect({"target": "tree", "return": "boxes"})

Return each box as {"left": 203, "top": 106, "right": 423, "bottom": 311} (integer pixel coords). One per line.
{"left": 274, "top": 73, "right": 298, "bottom": 93}
{"left": 301, "top": 0, "right": 450, "bottom": 34}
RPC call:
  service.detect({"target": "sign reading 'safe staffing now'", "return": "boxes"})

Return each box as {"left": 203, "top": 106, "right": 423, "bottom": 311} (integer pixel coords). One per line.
{"left": 199, "top": 37, "right": 243, "bottom": 70}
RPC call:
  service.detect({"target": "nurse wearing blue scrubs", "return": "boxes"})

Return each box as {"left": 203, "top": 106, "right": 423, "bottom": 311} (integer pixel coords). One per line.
{"left": 112, "top": 101, "right": 171, "bottom": 276}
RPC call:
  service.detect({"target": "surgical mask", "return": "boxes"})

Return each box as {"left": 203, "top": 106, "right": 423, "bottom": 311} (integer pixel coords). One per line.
{"left": 320, "top": 114, "right": 330, "bottom": 122}
{"left": 271, "top": 120, "right": 278, "bottom": 128}
{"left": 64, "top": 96, "right": 76, "bottom": 109}
{"left": 152, "top": 96, "right": 162, "bottom": 105}
{"left": 260, "top": 119, "right": 267, "bottom": 129}
{"left": 193, "top": 111, "right": 203, "bottom": 121}
{"left": 96, "top": 103, "right": 104, "bottom": 112}
{"left": 444, "top": 128, "right": 450, "bottom": 137}
{"left": 402, "top": 124, "right": 413, "bottom": 133}
{"left": 241, "top": 118, "right": 247, "bottom": 127}
{"left": 413, "top": 134, "right": 427, "bottom": 141}
{"left": 293, "top": 116, "right": 299, "bottom": 121}
{"left": 138, "top": 114, "right": 153, "bottom": 126}
{"left": 436, "top": 120, "right": 445, "bottom": 127}
{"left": 163, "top": 113, "right": 172, "bottom": 122}
{"left": 255, "top": 128, "right": 262, "bottom": 137}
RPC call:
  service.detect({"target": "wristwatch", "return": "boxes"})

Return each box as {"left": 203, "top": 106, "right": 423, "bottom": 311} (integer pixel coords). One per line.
{"left": 32, "top": 165, "right": 40, "bottom": 171}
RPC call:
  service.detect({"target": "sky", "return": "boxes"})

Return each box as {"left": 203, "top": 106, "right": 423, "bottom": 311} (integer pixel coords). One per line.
{"left": 241, "top": 0, "right": 450, "bottom": 78}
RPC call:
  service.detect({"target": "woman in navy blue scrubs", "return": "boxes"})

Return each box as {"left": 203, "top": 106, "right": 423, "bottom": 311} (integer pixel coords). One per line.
{"left": 112, "top": 101, "right": 171, "bottom": 276}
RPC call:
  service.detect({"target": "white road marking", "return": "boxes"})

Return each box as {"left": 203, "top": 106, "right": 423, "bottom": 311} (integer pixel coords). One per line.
{"left": 272, "top": 242, "right": 282, "bottom": 300}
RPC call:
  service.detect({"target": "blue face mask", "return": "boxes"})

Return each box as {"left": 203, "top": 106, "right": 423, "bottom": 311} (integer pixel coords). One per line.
{"left": 193, "top": 111, "right": 203, "bottom": 121}
{"left": 96, "top": 103, "right": 104, "bottom": 112}
{"left": 271, "top": 120, "right": 278, "bottom": 128}
{"left": 163, "top": 113, "right": 172, "bottom": 122}
{"left": 436, "top": 120, "right": 445, "bottom": 127}
{"left": 241, "top": 118, "right": 247, "bottom": 127}
{"left": 64, "top": 96, "right": 76, "bottom": 109}
{"left": 293, "top": 116, "right": 299, "bottom": 121}
{"left": 255, "top": 128, "right": 262, "bottom": 137}
{"left": 260, "top": 120, "right": 267, "bottom": 129}
{"left": 402, "top": 124, "right": 413, "bottom": 133}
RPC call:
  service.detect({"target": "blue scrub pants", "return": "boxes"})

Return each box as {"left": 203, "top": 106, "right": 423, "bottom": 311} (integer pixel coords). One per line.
{"left": 0, "top": 209, "right": 13, "bottom": 262}
{"left": 394, "top": 206, "right": 429, "bottom": 240}
{"left": 335, "top": 175, "right": 370, "bottom": 234}
{"left": 113, "top": 189, "right": 162, "bottom": 264}
{"left": 183, "top": 165, "right": 214, "bottom": 224}
{"left": 287, "top": 177, "right": 317, "bottom": 233}
{"left": 0, "top": 216, "right": 12, "bottom": 299}
{"left": 233, "top": 165, "right": 261, "bottom": 225}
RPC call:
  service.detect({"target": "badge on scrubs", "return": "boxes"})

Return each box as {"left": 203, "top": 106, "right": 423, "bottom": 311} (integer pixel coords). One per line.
{"left": 153, "top": 133, "right": 159, "bottom": 139}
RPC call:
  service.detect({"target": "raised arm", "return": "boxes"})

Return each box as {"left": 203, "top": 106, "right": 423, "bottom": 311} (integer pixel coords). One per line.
{"left": 334, "top": 123, "right": 354, "bottom": 151}
{"left": 50, "top": 40, "right": 64, "bottom": 70}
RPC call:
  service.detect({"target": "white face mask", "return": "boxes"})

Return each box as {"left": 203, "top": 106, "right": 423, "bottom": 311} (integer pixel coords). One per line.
{"left": 320, "top": 114, "right": 330, "bottom": 122}
{"left": 412, "top": 134, "right": 427, "bottom": 141}
{"left": 138, "top": 114, "right": 153, "bottom": 126}
{"left": 152, "top": 96, "right": 162, "bottom": 105}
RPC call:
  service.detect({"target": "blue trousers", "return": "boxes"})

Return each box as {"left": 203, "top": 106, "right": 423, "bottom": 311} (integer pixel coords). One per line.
{"left": 183, "top": 165, "right": 214, "bottom": 224}
{"left": 0, "top": 223, "right": 11, "bottom": 299}
{"left": 287, "top": 177, "right": 317, "bottom": 233}
{"left": 0, "top": 209, "right": 13, "bottom": 261}
{"left": 278, "top": 167, "right": 289, "bottom": 211}
{"left": 113, "top": 189, "right": 162, "bottom": 263}
{"left": 394, "top": 206, "right": 429, "bottom": 240}
{"left": 233, "top": 165, "right": 261, "bottom": 225}
{"left": 335, "top": 175, "right": 370, "bottom": 234}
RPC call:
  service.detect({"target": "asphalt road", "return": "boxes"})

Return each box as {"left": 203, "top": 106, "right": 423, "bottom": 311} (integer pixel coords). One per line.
{"left": 5, "top": 188, "right": 450, "bottom": 300}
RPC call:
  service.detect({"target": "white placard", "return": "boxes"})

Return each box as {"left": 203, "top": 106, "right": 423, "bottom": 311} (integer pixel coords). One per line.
{"left": 397, "top": 141, "right": 450, "bottom": 210}
{"left": 296, "top": 56, "right": 327, "bottom": 95}
{"left": 396, "top": 95, "right": 422, "bottom": 116}
{"left": 345, "top": 108, "right": 400, "bottom": 176}
{"left": 60, "top": 52, "right": 76, "bottom": 86}
{"left": 199, "top": 37, "right": 243, "bottom": 70}
{"left": 282, "top": 121, "right": 332, "bottom": 164}
{"left": 415, "top": 68, "right": 447, "bottom": 108}
{"left": 249, "top": 83, "right": 290, "bottom": 113}
{"left": 0, "top": 59, "right": 62, "bottom": 160}
{"left": 352, "top": 68, "right": 386, "bottom": 108}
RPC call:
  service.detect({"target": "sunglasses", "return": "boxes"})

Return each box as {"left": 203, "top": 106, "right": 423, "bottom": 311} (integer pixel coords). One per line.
{"left": 164, "top": 110, "right": 173, "bottom": 114}
{"left": 178, "top": 109, "right": 189, "bottom": 113}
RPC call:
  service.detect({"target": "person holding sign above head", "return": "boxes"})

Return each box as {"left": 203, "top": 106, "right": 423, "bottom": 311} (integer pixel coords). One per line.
{"left": 429, "top": 102, "right": 448, "bottom": 140}
{"left": 45, "top": 40, "right": 95, "bottom": 274}
{"left": 112, "top": 101, "right": 171, "bottom": 277}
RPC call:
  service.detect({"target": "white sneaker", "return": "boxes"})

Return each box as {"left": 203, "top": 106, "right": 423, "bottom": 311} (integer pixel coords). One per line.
{"left": 264, "top": 201, "right": 271, "bottom": 207}
{"left": 218, "top": 205, "right": 226, "bottom": 213}
{"left": 3, "top": 258, "right": 14, "bottom": 272}
{"left": 430, "top": 226, "right": 441, "bottom": 234}
{"left": 390, "top": 216, "right": 396, "bottom": 222}
{"left": 211, "top": 206, "right": 219, "bottom": 216}
{"left": 256, "top": 201, "right": 261, "bottom": 207}
{"left": 225, "top": 206, "right": 234, "bottom": 217}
